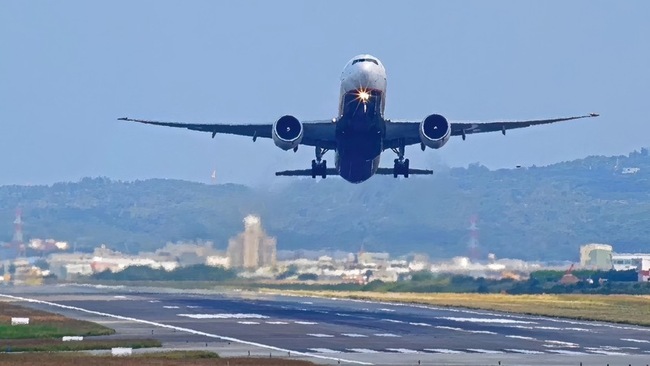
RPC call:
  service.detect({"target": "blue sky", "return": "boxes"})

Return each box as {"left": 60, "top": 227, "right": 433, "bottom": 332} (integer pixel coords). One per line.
{"left": 1, "top": 1, "right": 648, "bottom": 186}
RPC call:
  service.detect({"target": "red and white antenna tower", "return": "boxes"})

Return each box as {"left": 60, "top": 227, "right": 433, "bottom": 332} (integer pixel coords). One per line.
{"left": 467, "top": 214, "right": 481, "bottom": 261}
{"left": 12, "top": 208, "right": 26, "bottom": 257}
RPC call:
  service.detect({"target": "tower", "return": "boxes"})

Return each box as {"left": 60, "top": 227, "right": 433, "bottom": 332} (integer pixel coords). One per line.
{"left": 467, "top": 215, "right": 481, "bottom": 261}
{"left": 12, "top": 209, "right": 26, "bottom": 257}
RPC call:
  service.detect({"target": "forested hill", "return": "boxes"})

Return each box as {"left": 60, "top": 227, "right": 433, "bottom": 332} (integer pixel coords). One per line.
{"left": 1, "top": 148, "right": 649, "bottom": 261}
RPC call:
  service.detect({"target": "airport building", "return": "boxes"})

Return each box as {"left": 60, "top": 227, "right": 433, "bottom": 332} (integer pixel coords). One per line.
{"left": 611, "top": 253, "right": 650, "bottom": 282}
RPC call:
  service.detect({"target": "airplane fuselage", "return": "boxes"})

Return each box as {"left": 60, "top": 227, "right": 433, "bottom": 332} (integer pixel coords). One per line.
{"left": 334, "top": 55, "right": 387, "bottom": 183}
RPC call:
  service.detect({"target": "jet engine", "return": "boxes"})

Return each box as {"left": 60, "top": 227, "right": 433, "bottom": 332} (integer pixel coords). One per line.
{"left": 272, "top": 115, "right": 304, "bottom": 150}
{"left": 419, "top": 114, "right": 451, "bottom": 149}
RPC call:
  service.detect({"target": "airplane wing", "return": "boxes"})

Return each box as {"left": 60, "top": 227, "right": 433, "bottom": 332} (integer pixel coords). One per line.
{"left": 383, "top": 113, "right": 599, "bottom": 149}
{"left": 118, "top": 117, "right": 338, "bottom": 149}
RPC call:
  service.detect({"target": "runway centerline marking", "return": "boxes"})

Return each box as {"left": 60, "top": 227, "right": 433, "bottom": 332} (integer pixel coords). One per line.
{"left": 0, "top": 293, "right": 371, "bottom": 366}
{"left": 504, "top": 349, "right": 545, "bottom": 354}
{"left": 348, "top": 348, "right": 379, "bottom": 353}
{"left": 386, "top": 348, "right": 419, "bottom": 354}
{"left": 506, "top": 335, "right": 537, "bottom": 341}
{"left": 177, "top": 313, "right": 269, "bottom": 319}
{"left": 424, "top": 348, "right": 464, "bottom": 354}
{"left": 621, "top": 338, "right": 650, "bottom": 344}
{"left": 374, "top": 333, "right": 401, "bottom": 337}
{"left": 467, "top": 348, "right": 504, "bottom": 354}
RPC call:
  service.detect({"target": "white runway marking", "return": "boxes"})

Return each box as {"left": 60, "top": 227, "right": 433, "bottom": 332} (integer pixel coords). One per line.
{"left": 335, "top": 313, "right": 351, "bottom": 317}
{"left": 294, "top": 321, "right": 318, "bottom": 325}
{"left": 506, "top": 335, "right": 537, "bottom": 341}
{"left": 466, "top": 330, "right": 497, "bottom": 335}
{"left": 309, "top": 348, "right": 341, "bottom": 353}
{"left": 408, "top": 322, "right": 431, "bottom": 327}
{"left": 621, "top": 338, "right": 650, "bottom": 344}
{"left": 177, "top": 313, "right": 269, "bottom": 319}
{"left": 163, "top": 306, "right": 179, "bottom": 309}
{"left": 237, "top": 321, "right": 260, "bottom": 325}
{"left": 0, "top": 294, "right": 370, "bottom": 365}
{"left": 148, "top": 300, "right": 160, "bottom": 303}
{"left": 300, "top": 301, "right": 313, "bottom": 305}
{"left": 564, "top": 327, "right": 591, "bottom": 332}
{"left": 348, "top": 348, "right": 379, "bottom": 353}
{"left": 435, "top": 326, "right": 464, "bottom": 332}
{"left": 586, "top": 349, "right": 627, "bottom": 355}
{"left": 543, "top": 340, "right": 579, "bottom": 348}
{"left": 342, "top": 333, "right": 368, "bottom": 338}
{"left": 378, "top": 308, "right": 395, "bottom": 312}
{"left": 504, "top": 349, "right": 545, "bottom": 354}
{"left": 536, "top": 326, "right": 563, "bottom": 330}
{"left": 265, "top": 321, "right": 289, "bottom": 325}
{"left": 386, "top": 348, "right": 419, "bottom": 354}
{"left": 307, "top": 333, "right": 334, "bottom": 338}
{"left": 186, "top": 305, "right": 201, "bottom": 309}
{"left": 440, "top": 317, "right": 536, "bottom": 324}
{"left": 113, "top": 296, "right": 127, "bottom": 299}
{"left": 424, "top": 349, "right": 464, "bottom": 354}
{"left": 381, "top": 318, "right": 405, "bottom": 323}
{"left": 467, "top": 348, "right": 504, "bottom": 354}
{"left": 547, "top": 350, "right": 589, "bottom": 355}
{"left": 374, "top": 333, "right": 401, "bottom": 337}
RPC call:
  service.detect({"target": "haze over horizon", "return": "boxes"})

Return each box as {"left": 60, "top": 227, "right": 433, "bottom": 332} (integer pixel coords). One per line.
{"left": 2, "top": 1, "right": 649, "bottom": 187}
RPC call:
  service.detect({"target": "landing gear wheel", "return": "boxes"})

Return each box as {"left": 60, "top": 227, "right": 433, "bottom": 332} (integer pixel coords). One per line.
{"left": 393, "top": 159, "right": 400, "bottom": 178}
{"left": 311, "top": 159, "right": 327, "bottom": 179}
{"left": 404, "top": 159, "right": 410, "bottom": 178}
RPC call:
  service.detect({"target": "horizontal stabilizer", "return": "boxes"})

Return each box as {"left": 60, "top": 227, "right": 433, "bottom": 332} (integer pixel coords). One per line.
{"left": 376, "top": 168, "right": 433, "bottom": 175}
{"left": 275, "top": 168, "right": 338, "bottom": 177}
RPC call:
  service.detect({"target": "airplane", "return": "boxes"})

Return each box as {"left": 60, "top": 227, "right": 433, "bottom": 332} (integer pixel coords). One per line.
{"left": 119, "top": 54, "right": 599, "bottom": 184}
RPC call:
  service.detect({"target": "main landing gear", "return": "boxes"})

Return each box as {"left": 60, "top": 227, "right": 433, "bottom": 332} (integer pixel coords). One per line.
{"left": 391, "top": 145, "right": 410, "bottom": 178}
{"left": 311, "top": 147, "right": 329, "bottom": 179}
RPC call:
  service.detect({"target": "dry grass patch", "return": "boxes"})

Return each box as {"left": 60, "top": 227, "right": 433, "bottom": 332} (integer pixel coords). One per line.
{"left": 274, "top": 290, "right": 650, "bottom": 326}
{"left": 0, "top": 338, "right": 161, "bottom": 352}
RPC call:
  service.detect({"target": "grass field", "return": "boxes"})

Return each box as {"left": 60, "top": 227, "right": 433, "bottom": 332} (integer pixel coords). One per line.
{"left": 272, "top": 290, "right": 650, "bottom": 326}
{"left": 0, "top": 301, "right": 162, "bottom": 352}
{"left": 0, "top": 301, "right": 114, "bottom": 338}
{"left": 0, "top": 338, "right": 162, "bottom": 352}
{"left": 0, "top": 352, "right": 318, "bottom": 366}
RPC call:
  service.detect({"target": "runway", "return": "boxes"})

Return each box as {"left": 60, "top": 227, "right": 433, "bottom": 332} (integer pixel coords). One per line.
{"left": 2, "top": 285, "right": 649, "bottom": 365}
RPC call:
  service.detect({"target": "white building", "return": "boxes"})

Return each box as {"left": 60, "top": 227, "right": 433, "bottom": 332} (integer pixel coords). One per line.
{"left": 611, "top": 253, "right": 650, "bottom": 281}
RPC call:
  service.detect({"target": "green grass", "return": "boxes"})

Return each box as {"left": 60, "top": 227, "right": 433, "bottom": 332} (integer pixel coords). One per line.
{"left": 0, "top": 302, "right": 115, "bottom": 339}
{"left": 0, "top": 324, "right": 114, "bottom": 339}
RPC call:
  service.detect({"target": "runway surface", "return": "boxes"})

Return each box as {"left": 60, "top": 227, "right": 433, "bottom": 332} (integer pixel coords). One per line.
{"left": 2, "top": 285, "right": 649, "bottom": 365}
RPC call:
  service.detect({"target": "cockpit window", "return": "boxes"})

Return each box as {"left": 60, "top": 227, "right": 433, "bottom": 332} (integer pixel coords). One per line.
{"left": 352, "top": 58, "right": 379, "bottom": 65}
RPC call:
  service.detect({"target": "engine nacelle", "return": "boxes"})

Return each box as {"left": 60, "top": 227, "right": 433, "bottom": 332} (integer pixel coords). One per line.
{"left": 419, "top": 114, "right": 451, "bottom": 149}
{"left": 272, "top": 115, "right": 304, "bottom": 150}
